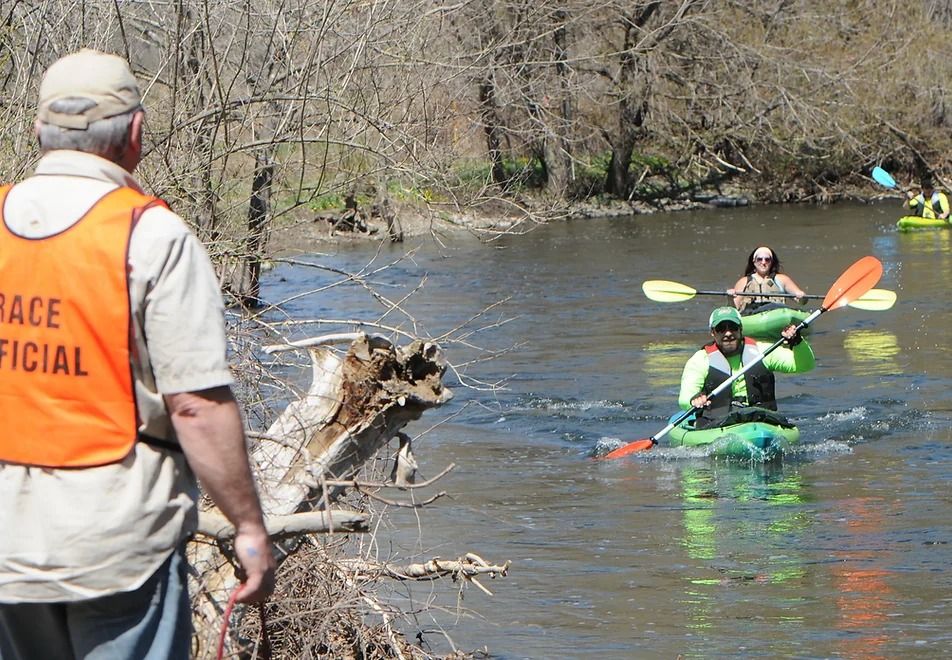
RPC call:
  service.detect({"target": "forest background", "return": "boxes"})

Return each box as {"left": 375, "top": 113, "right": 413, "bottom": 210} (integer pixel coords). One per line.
{"left": 0, "top": 1, "right": 950, "bottom": 656}
{"left": 1, "top": 0, "right": 950, "bottom": 303}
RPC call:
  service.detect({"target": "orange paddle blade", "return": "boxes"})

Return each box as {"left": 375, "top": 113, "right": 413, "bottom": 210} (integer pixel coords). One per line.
{"left": 602, "top": 439, "right": 655, "bottom": 459}
{"left": 822, "top": 256, "right": 883, "bottom": 310}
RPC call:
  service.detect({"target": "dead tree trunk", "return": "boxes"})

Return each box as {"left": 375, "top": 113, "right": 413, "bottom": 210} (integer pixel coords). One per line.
{"left": 605, "top": 95, "right": 648, "bottom": 198}
{"left": 178, "top": 9, "right": 220, "bottom": 241}
{"left": 543, "top": 10, "right": 574, "bottom": 198}
{"left": 188, "top": 333, "right": 452, "bottom": 655}
{"left": 480, "top": 77, "right": 508, "bottom": 186}
{"left": 240, "top": 150, "right": 274, "bottom": 307}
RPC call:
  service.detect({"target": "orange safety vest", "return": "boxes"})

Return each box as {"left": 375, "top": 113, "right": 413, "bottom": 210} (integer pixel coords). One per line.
{"left": 0, "top": 184, "right": 168, "bottom": 467}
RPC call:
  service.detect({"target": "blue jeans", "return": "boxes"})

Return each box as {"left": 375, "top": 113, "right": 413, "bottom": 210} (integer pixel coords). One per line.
{"left": 0, "top": 546, "right": 191, "bottom": 660}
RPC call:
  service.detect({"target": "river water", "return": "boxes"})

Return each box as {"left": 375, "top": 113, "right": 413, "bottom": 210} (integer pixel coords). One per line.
{"left": 261, "top": 201, "right": 952, "bottom": 658}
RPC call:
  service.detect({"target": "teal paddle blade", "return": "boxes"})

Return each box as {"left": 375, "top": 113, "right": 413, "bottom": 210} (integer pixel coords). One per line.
{"left": 872, "top": 166, "right": 897, "bottom": 190}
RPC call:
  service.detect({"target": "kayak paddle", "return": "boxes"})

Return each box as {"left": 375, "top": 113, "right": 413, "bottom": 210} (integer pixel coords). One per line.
{"left": 872, "top": 166, "right": 898, "bottom": 190}
{"left": 604, "top": 256, "right": 884, "bottom": 459}
{"left": 872, "top": 166, "right": 912, "bottom": 197}
{"left": 642, "top": 279, "right": 896, "bottom": 311}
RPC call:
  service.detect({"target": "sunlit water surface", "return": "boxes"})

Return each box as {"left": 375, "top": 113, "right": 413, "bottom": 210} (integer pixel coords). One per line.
{"left": 260, "top": 201, "right": 952, "bottom": 658}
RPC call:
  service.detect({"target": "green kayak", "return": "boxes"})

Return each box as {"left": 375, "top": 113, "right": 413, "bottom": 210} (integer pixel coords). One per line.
{"left": 740, "top": 305, "right": 810, "bottom": 340}
{"left": 667, "top": 411, "right": 800, "bottom": 460}
{"left": 897, "top": 215, "right": 950, "bottom": 231}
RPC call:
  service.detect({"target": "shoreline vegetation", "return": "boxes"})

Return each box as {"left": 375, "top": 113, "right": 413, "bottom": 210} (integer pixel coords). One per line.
{"left": 268, "top": 181, "right": 904, "bottom": 255}
{"left": 2, "top": 1, "right": 950, "bottom": 657}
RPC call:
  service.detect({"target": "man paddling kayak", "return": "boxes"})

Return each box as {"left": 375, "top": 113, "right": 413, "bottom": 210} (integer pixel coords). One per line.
{"left": 680, "top": 307, "right": 815, "bottom": 429}
{"left": 904, "top": 177, "right": 950, "bottom": 220}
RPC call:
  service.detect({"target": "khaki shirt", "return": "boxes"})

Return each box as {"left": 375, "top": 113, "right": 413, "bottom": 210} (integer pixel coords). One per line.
{"left": 0, "top": 151, "right": 234, "bottom": 602}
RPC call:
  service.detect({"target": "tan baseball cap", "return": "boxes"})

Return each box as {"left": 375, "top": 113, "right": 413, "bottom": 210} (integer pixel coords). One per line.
{"left": 37, "top": 49, "right": 141, "bottom": 129}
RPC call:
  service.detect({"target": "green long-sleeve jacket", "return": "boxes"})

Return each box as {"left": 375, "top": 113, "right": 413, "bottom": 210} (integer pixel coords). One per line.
{"left": 678, "top": 339, "right": 815, "bottom": 410}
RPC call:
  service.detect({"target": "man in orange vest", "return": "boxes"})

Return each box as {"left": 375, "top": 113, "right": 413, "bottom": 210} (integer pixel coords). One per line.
{"left": 0, "top": 49, "right": 275, "bottom": 658}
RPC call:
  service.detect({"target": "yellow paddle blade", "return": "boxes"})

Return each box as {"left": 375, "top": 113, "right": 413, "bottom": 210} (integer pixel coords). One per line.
{"left": 642, "top": 280, "right": 698, "bottom": 302}
{"left": 849, "top": 288, "right": 897, "bottom": 311}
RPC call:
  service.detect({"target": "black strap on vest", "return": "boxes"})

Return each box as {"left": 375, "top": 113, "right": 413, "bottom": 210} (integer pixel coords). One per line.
{"left": 138, "top": 433, "right": 183, "bottom": 454}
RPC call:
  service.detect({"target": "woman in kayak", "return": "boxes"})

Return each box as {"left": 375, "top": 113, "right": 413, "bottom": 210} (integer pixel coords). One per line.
{"left": 728, "top": 245, "right": 807, "bottom": 313}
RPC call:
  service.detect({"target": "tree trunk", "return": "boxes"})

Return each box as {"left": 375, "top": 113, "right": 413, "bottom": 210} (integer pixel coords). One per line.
{"left": 543, "top": 13, "right": 573, "bottom": 198}
{"left": 188, "top": 333, "right": 452, "bottom": 655}
{"left": 479, "top": 78, "right": 507, "bottom": 186}
{"left": 240, "top": 149, "right": 274, "bottom": 307}
{"left": 604, "top": 73, "right": 648, "bottom": 198}
{"left": 177, "top": 7, "right": 219, "bottom": 240}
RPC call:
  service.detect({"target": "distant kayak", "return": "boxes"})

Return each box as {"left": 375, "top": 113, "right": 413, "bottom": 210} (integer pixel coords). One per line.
{"left": 740, "top": 305, "right": 811, "bottom": 340}
{"left": 666, "top": 409, "right": 799, "bottom": 460}
{"left": 897, "top": 215, "right": 951, "bottom": 231}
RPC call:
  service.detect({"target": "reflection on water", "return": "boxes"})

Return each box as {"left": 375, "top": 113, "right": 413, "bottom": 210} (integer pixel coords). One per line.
{"left": 897, "top": 226, "right": 952, "bottom": 255}
{"left": 831, "top": 498, "right": 895, "bottom": 660}
{"left": 261, "top": 201, "right": 952, "bottom": 658}
{"left": 677, "top": 463, "right": 811, "bottom": 642}
{"left": 678, "top": 463, "right": 808, "bottom": 563}
{"left": 642, "top": 341, "right": 692, "bottom": 389}
{"left": 843, "top": 329, "right": 900, "bottom": 376}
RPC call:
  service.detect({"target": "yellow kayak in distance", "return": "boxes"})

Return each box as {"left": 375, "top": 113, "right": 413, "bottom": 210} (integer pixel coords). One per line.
{"left": 897, "top": 215, "right": 951, "bottom": 232}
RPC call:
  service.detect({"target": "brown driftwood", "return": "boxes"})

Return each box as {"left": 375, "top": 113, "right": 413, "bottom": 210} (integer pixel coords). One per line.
{"left": 197, "top": 509, "right": 370, "bottom": 540}
{"left": 314, "top": 190, "right": 404, "bottom": 241}
{"left": 188, "top": 332, "right": 452, "bottom": 655}
{"left": 340, "top": 553, "right": 512, "bottom": 596}
{"left": 315, "top": 191, "right": 378, "bottom": 234}
{"left": 252, "top": 333, "right": 451, "bottom": 511}
{"left": 373, "top": 195, "right": 404, "bottom": 242}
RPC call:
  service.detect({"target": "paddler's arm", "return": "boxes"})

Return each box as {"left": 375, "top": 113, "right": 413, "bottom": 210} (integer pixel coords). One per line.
{"left": 761, "top": 326, "right": 815, "bottom": 374}
{"left": 728, "top": 276, "right": 747, "bottom": 310}
{"left": 939, "top": 193, "right": 951, "bottom": 220}
{"left": 776, "top": 273, "right": 807, "bottom": 304}
{"left": 678, "top": 349, "right": 711, "bottom": 410}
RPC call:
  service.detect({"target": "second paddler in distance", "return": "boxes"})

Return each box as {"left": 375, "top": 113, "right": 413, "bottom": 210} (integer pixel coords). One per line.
{"left": 904, "top": 176, "right": 950, "bottom": 220}
{"left": 727, "top": 246, "right": 807, "bottom": 313}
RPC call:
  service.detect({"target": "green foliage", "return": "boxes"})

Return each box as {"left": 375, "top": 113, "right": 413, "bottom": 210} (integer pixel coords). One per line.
{"left": 454, "top": 157, "right": 546, "bottom": 190}
{"left": 631, "top": 153, "right": 671, "bottom": 172}
{"left": 302, "top": 179, "right": 443, "bottom": 215}
{"left": 387, "top": 179, "right": 438, "bottom": 203}
{"left": 308, "top": 193, "right": 345, "bottom": 212}
{"left": 567, "top": 153, "right": 610, "bottom": 199}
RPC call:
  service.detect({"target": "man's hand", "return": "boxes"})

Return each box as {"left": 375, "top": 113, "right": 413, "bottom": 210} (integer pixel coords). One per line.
{"left": 690, "top": 393, "right": 710, "bottom": 409}
{"left": 781, "top": 324, "right": 803, "bottom": 346}
{"left": 167, "top": 387, "right": 277, "bottom": 603}
{"left": 233, "top": 527, "right": 277, "bottom": 603}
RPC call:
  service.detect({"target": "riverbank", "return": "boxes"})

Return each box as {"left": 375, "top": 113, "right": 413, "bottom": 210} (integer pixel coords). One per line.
{"left": 268, "top": 184, "right": 899, "bottom": 256}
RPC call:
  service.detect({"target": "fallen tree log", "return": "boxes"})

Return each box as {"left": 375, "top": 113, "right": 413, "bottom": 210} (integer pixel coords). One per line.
{"left": 189, "top": 332, "right": 453, "bottom": 655}
{"left": 340, "top": 553, "right": 512, "bottom": 596}
{"left": 196, "top": 509, "right": 370, "bottom": 540}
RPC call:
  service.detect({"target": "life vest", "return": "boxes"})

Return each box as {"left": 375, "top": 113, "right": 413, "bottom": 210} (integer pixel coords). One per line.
{"left": 739, "top": 274, "right": 787, "bottom": 312}
{"left": 0, "top": 184, "right": 168, "bottom": 468}
{"left": 697, "top": 338, "right": 776, "bottom": 428}
{"left": 912, "top": 192, "right": 948, "bottom": 219}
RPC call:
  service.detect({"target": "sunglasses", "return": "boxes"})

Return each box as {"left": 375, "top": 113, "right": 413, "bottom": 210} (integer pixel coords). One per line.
{"left": 713, "top": 322, "right": 741, "bottom": 333}
{"left": 754, "top": 255, "right": 773, "bottom": 263}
